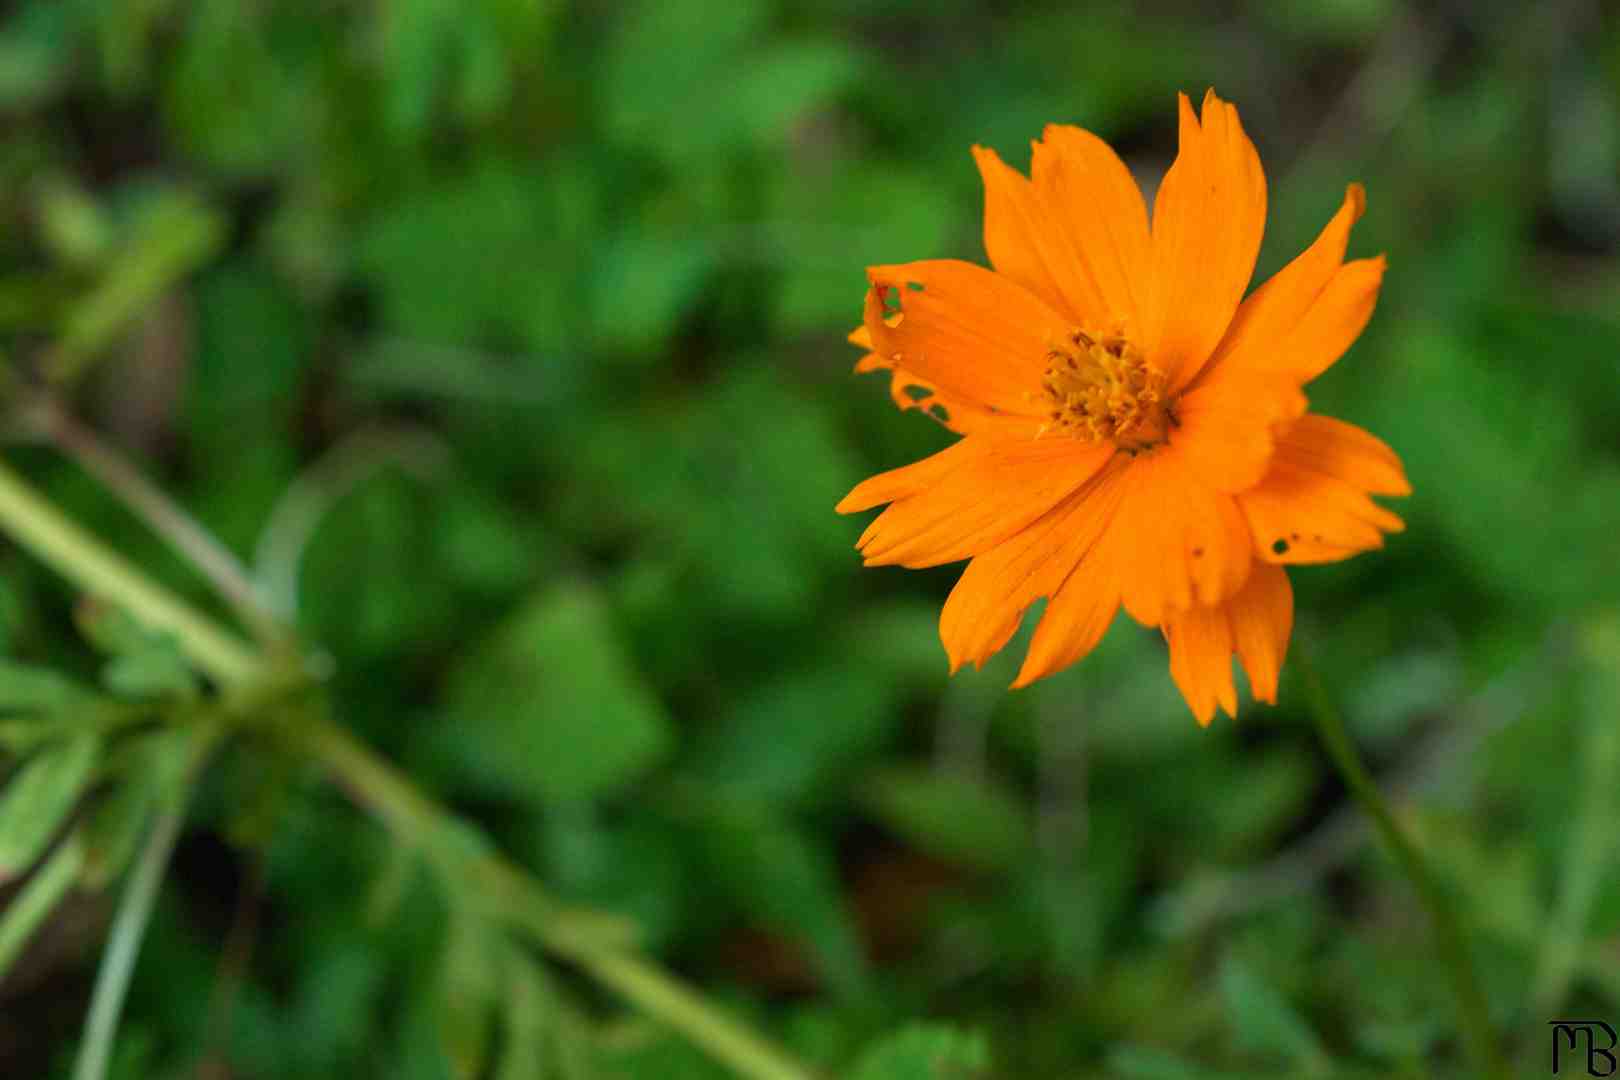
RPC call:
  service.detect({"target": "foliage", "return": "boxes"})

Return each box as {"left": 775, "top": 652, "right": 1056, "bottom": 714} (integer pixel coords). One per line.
{"left": 0, "top": 0, "right": 1618, "bottom": 1077}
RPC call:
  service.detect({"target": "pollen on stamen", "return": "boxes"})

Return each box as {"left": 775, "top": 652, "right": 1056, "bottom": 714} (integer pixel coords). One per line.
{"left": 1038, "top": 329, "right": 1168, "bottom": 447}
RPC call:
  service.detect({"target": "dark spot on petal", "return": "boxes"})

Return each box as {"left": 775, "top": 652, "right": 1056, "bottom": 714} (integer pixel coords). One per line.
{"left": 1191, "top": 546, "right": 1204, "bottom": 558}
{"left": 1290, "top": 532, "right": 1301, "bottom": 541}
{"left": 1272, "top": 538, "right": 1290, "bottom": 555}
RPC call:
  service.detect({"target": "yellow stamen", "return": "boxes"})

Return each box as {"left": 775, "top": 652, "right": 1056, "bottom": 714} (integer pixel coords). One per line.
{"left": 1039, "top": 329, "right": 1168, "bottom": 447}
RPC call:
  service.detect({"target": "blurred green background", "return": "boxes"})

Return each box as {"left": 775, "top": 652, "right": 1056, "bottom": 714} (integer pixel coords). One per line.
{"left": 2, "top": 0, "right": 1620, "bottom": 1076}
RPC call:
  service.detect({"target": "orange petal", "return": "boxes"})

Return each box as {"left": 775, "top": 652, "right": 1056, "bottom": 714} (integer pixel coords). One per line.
{"left": 1168, "top": 369, "right": 1308, "bottom": 492}
{"left": 1163, "top": 600, "right": 1237, "bottom": 726}
{"left": 1162, "top": 562, "right": 1293, "bottom": 725}
{"left": 857, "top": 438, "right": 1116, "bottom": 569}
{"left": 852, "top": 320, "right": 1022, "bottom": 436}
{"left": 1238, "top": 415, "right": 1407, "bottom": 564}
{"left": 836, "top": 433, "right": 996, "bottom": 515}
{"left": 1200, "top": 184, "right": 1384, "bottom": 386}
{"left": 1228, "top": 563, "right": 1292, "bottom": 704}
{"left": 1029, "top": 124, "right": 1154, "bottom": 329}
{"left": 939, "top": 453, "right": 1131, "bottom": 673}
{"left": 1109, "top": 449, "right": 1253, "bottom": 627}
{"left": 1144, "top": 90, "right": 1267, "bottom": 393}
{"left": 1012, "top": 533, "right": 1122, "bottom": 688}
{"left": 973, "top": 145, "right": 1098, "bottom": 324}
{"left": 863, "top": 260, "right": 1066, "bottom": 419}
{"left": 1200, "top": 184, "right": 1362, "bottom": 374}
{"left": 1279, "top": 414, "right": 1410, "bottom": 496}
{"left": 1277, "top": 256, "right": 1385, "bottom": 383}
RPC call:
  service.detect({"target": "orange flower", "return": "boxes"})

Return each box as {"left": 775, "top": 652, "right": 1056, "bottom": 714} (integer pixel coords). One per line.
{"left": 836, "top": 89, "right": 1410, "bottom": 726}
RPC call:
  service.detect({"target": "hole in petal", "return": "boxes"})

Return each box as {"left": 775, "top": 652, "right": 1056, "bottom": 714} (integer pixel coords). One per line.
{"left": 1272, "top": 538, "right": 1290, "bottom": 555}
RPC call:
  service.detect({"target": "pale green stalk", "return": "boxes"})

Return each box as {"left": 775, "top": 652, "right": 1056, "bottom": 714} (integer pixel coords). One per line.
{"left": 0, "top": 458, "right": 261, "bottom": 685}
{"left": 0, "top": 454, "right": 817, "bottom": 1080}
{"left": 1294, "top": 644, "right": 1508, "bottom": 1080}
{"left": 72, "top": 785, "right": 193, "bottom": 1080}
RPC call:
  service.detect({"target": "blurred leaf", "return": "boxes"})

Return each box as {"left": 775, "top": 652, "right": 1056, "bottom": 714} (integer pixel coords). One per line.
{"left": 496, "top": 950, "right": 553, "bottom": 1080}
{"left": 848, "top": 1024, "right": 988, "bottom": 1080}
{"left": 36, "top": 181, "right": 113, "bottom": 267}
{"left": 589, "top": 232, "right": 712, "bottom": 353}
{"left": 161, "top": 1, "right": 314, "bottom": 173}
{"left": 439, "top": 581, "right": 673, "bottom": 805}
{"left": 858, "top": 766, "right": 1031, "bottom": 874}
{"left": 535, "top": 810, "right": 690, "bottom": 951}
{"left": 1106, "top": 1047, "right": 1252, "bottom": 1079}
{"left": 75, "top": 601, "right": 199, "bottom": 700}
{"left": 439, "top": 912, "right": 501, "bottom": 1080}
{"left": 694, "top": 811, "right": 868, "bottom": 995}
{"left": 1218, "top": 953, "right": 1329, "bottom": 1071}
{"left": 0, "top": 661, "right": 98, "bottom": 713}
{"left": 0, "top": 828, "right": 84, "bottom": 985}
{"left": 0, "top": 732, "right": 98, "bottom": 879}
{"left": 1199, "top": 747, "right": 1316, "bottom": 861}
{"left": 381, "top": 0, "right": 546, "bottom": 139}
{"left": 600, "top": 0, "right": 769, "bottom": 155}
{"left": 80, "top": 730, "right": 190, "bottom": 887}
{"left": 690, "top": 669, "right": 894, "bottom": 806}
{"left": 358, "top": 161, "right": 578, "bottom": 354}
{"left": 0, "top": 2, "right": 72, "bottom": 108}
{"left": 52, "top": 186, "right": 225, "bottom": 379}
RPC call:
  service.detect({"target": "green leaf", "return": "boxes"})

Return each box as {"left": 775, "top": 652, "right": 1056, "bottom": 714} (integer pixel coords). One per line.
{"left": 438, "top": 582, "right": 673, "bottom": 805}
{"left": 858, "top": 766, "right": 1032, "bottom": 873}
{"left": 600, "top": 0, "right": 770, "bottom": 157}
{"left": 588, "top": 232, "right": 712, "bottom": 353}
{"left": 0, "top": 661, "right": 98, "bottom": 713}
{"left": 0, "top": 828, "right": 84, "bottom": 986}
{"left": 0, "top": 2, "right": 71, "bottom": 109}
{"left": 52, "top": 187, "right": 226, "bottom": 378}
{"left": 439, "top": 913, "right": 500, "bottom": 1080}
{"left": 694, "top": 812, "right": 868, "bottom": 996}
{"left": 75, "top": 601, "right": 200, "bottom": 700}
{"left": 689, "top": 669, "right": 895, "bottom": 806}
{"left": 848, "top": 1025, "right": 989, "bottom": 1080}
{"left": 358, "top": 161, "right": 578, "bottom": 354}
{"left": 80, "top": 732, "right": 190, "bottom": 888}
{"left": 1218, "top": 953, "right": 1329, "bottom": 1070}
{"left": 0, "top": 733, "right": 99, "bottom": 879}
{"left": 495, "top": 951, "right": 553, "bottom": 1080}
{"left": 1106, "top": 1047, "right": 1242, "bottom": 1079}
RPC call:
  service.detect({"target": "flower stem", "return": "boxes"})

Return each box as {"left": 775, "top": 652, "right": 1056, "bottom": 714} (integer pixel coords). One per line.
{"left": 0, "top": 455, "right": 817, "bottom": 1080}
{"left": 1293, "top": 643, "right": 1508, "bottom": 1080}
{"left": 0, "top": 457, "right": 262, "bottom": 686}
{"left": 72, "top": 769, "right": 196, "bottom": 1080}
{"left": 25, "top": 400, "right": 289, "bottom": 649}
{"left": 289, "top": 711, "right": 819, "bottom": 1080}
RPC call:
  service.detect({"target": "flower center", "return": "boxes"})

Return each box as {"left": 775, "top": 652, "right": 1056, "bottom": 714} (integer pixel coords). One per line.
{"left": 1039, "top": 329, "right": 1169, "bottom": 447}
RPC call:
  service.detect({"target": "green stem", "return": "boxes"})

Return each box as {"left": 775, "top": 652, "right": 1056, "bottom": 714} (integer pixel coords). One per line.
{"left": 1294, "top": 643, "right": 1508, "bottom": 1080}
{"left": 29, "top": 400, "right": 289, "bottom": 649}
{"left": 72, "top": 773, "right": 196, "bottom": 1080}
{"left": 0, "top": 451, "right": 817, "bottom": 1080}
{"left": 291, "top": 712, "right": 818, "bottom": 1080}
{"left": 0, "top": 457, "right": 261, "bottom": 686}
